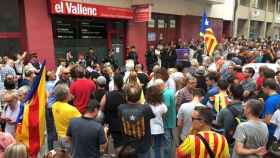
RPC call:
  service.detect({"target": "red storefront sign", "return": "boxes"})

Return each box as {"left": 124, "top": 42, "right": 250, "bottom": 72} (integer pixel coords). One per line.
{"left": 50, "top": 0, "right": 133, "bottom": 19}
{"left": 133, "top": 5, "right": 151, "bottom": 22}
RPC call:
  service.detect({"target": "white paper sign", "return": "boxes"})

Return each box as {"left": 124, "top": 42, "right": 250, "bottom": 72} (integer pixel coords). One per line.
{"left": 170, "top": 19, "right": 176, "bottom": 28}
{"left": 115, "top": 47, "right": 120, "bottom": 53}
{"left": 158, "top": 19, "right": 165, "bottom": 28}
{"left": 148, "top": 19, "right": 155, "bottom": 28}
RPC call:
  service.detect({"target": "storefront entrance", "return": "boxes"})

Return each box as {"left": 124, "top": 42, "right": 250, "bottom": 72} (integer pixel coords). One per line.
{"left": 108, "top": 22, "right": 126, "bottom": 67}
{"left": 0, "top": 0, "right": 24, "bottom": 57}
{"left": 52, "top": 15, "right": 126, "bottom": 66}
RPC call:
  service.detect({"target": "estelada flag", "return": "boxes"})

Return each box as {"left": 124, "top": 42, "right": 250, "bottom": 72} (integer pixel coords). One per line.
{"left": 204, "top": 28, "right": 218, "bottom": 57}
{"left": 16, "top": 61, "right": 46, "bottom": 158}
{"left": 200, "top": 11, "right": 210, "bottom": 37}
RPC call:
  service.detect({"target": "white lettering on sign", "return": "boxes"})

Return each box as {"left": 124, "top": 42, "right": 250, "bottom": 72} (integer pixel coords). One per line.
{"left": 55, "top": 3, "right": 62, "bottom": 13}
{"left": 55, "top": 2, "right": 97, "bottom": 16}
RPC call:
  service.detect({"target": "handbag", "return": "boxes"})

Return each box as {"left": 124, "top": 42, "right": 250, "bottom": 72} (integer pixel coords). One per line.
{"left": 196, "top": 134, "right": 215, "bottom": 158}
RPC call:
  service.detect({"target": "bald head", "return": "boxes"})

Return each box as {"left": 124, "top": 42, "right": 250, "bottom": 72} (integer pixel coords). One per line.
{"left": 4, "top": 91, "right": 18, "bottom": 107}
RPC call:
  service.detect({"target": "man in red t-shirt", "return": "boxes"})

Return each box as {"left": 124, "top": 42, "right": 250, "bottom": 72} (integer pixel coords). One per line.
{"left": 233, "top": 65, "right": 245, "bottom": 82}
{"left": 70, "top": 66, "right": 96, "bottom": 113}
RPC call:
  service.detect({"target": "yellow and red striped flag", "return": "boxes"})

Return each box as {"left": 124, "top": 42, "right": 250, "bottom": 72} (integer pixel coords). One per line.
{"left": 16, "top": 62, "right": 46, "bottom": 158}
{"left": 204, "top": 28, "right": 218, "bottom": 56}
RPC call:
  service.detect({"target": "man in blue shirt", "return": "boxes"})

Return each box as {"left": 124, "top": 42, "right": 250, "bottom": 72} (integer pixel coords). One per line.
{"left": 202, "top": 71, "right": 219, "bottom": 105}
{"left": 262, "top": 78, "right": 280, "bottom": 144}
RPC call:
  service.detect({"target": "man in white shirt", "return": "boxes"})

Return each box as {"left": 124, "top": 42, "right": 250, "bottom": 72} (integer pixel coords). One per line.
{"left": 271, "top": 109, "right": 280, "bottom": 141}
{"left": 177, "top": 88, "right": 205, "bottom": 141}
{"left": 0, "top": 92, "right": 20, "bottom": 136}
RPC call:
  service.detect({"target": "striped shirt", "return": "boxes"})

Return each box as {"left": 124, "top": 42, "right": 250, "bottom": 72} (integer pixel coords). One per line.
{"left": 213, "top": 92, "right": 230, "bottom": 113}
{"left": 176, "top": 131, "right": 230, "bottom": 158}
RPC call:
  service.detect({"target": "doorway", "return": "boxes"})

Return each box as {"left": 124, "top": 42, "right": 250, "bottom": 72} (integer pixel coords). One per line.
{"left": 107, "top": 21, "right": 126, "bottom": 68}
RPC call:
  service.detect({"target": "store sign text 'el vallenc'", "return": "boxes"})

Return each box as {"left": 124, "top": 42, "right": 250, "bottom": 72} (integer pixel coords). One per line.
{"left": 50, "top": 0, "right": 134, "bottom": 19}
{"left": 54, "top": 1, "right": 97, "bottom": 16}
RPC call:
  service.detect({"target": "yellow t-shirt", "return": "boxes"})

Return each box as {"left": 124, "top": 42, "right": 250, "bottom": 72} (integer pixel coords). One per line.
{"left": 52, "top": 101, "right": 81, "bottom": 138}
{"left": 176, "top": 131, "right": 230, "bottom": 158}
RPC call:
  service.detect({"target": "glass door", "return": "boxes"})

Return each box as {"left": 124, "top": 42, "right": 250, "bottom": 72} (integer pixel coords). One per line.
{"left": 109, "top": 21, "right": 126, "bottom": 68}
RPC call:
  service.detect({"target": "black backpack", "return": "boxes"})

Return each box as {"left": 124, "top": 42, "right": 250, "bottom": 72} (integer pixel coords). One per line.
{"left": 226, "top": 105, "right": 244, "bottom": 144}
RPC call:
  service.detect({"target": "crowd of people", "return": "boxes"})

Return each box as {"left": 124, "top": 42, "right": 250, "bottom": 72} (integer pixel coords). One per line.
{"left": 1, "top": 37, "right": 280, "bottom": 158}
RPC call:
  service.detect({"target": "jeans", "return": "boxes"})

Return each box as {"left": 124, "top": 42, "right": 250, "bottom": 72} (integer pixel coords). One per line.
{"left": 53, "top": 138, "right": 71, "bottom": 153}
{"left": 46, "top": 108, "right": 57, "bottom": 150}
{"left": 137, "top": 148, "right": 151, "bottom": 158}
{"left": 152, "top": 134, "right": 164, "bottom": 158}
{"left": 163, "top": 128, "right": 173, "bottom": 158}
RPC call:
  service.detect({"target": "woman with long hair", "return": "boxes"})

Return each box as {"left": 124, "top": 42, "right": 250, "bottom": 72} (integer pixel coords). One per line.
{"left": 146, "top": 84, "right": 167, "bottom": 158}
{"left": 124, "top": 71, "right": 144, "bottom": 104}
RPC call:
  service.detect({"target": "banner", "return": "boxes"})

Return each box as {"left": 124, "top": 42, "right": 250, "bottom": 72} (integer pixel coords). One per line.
{"left": 50, "top": 0, "right": 133, "bottom": 19}
{"left": 176, "top": 49, "right": 189, "bottom": 62}
{"left": 132, "top": 4, "right": 151, "bottom": 22}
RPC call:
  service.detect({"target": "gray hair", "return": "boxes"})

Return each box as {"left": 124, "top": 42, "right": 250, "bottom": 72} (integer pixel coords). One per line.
{"left": 55, "top": 84, "right": 69, "bottom": 102}
{"left": 152, "top": 79, "right": 165, "bottom": 87}
{"left": 18, "top": 86, "right": 30, "bottom": 94}
{"left": 125, "top": 60, "right": 135, "bottom": 71}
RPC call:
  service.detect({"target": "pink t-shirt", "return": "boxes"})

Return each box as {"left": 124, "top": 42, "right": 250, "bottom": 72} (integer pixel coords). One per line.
{"left": 70, "top": 79, "right": 96, "bottom": 114}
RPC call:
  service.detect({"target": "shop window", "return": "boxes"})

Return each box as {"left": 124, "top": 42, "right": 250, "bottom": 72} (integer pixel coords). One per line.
{"left": 252, "top": 0, "right": 266, "bottom": 10}
{"left": 277, "top": 0, "right": 280, "bottom": 12}
{"left": 148, "top": 19, "right": 155, "bottom": 28}
{"left": 240, "top": 0, "right": 251, "bottom": 7}
{"left": 112, "top": 22, "right": 125, "bottom": 30}
{"left": 266, "top": 23, "right": 272, "bottom": 37}
{"left": 52, "top": 16, "right": 109, "bottom": 62}
{"left": 0, "top": 39, "right": 20, "bottom": 57}
{"left": 148, "top": 32, "right": 156, "bottom": 42}
{"left": 250, "top": 21, "right": 262, "bottom": 39}
{"left": 169, "top": 19, "right": 176, "bottom": 28}
{"left": 268, "top": 0, "right": 275, "bottom": 12}
{"left": 237, "top": 19, "right": 247, "bottom": 37}
{"left": 0, "top": 0, "right": 20, "bottom": 32}
{"left": 158, "top": 19, "right": 165, "bottom": 28}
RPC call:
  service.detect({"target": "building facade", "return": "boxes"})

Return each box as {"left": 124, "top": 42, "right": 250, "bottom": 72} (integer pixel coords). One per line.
{"left": 0, "top": 0, "right": 231, "bottom": 69}
{"left": 234, "top": 0, "right": 280, "bottom": 39}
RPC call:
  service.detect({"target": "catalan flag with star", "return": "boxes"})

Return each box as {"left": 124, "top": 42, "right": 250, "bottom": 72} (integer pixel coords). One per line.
{"left": 200, "top": 11, "right": 218, "bottom": 57}
{"left": 16, "top": 61, "right": 47, "bottom": 158}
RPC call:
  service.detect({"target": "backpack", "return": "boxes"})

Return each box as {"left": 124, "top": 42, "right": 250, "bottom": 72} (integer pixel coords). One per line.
{"left": 226, "top": 105, "right": 244, "bottom": 144}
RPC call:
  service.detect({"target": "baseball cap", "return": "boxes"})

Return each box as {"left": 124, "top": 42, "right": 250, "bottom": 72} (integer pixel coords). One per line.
{"left": 96, "top": 76, "right": 106, "bottom": 86}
